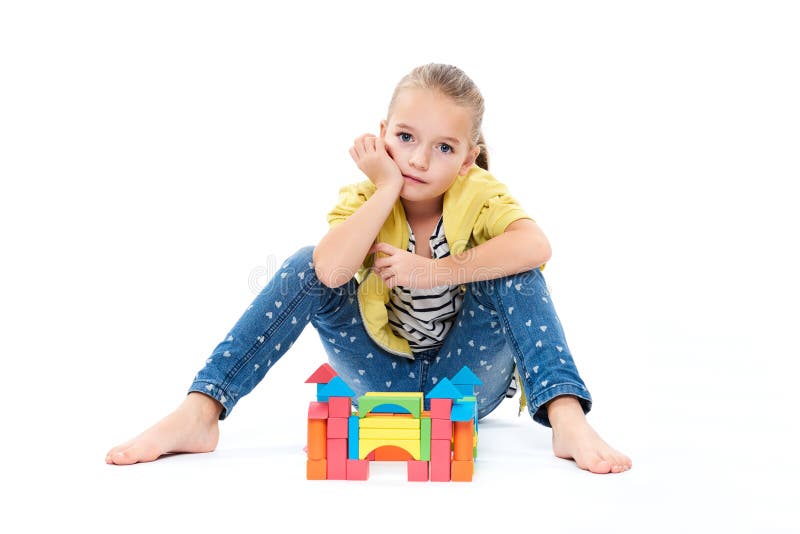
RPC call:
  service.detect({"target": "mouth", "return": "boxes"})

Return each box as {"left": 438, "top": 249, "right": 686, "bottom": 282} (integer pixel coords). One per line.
{"left": 402, "top": 174, "right": 426, "bottom": 184}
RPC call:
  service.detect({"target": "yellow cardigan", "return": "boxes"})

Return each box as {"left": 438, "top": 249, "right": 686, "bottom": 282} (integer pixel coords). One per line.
{"left": 326, "top": 165, "right": 539, "bottom": 361}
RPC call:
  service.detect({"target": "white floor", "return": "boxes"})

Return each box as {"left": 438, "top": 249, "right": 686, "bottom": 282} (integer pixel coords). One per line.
{"left": 9, "top": 322, "right": 795, "bottom": 534}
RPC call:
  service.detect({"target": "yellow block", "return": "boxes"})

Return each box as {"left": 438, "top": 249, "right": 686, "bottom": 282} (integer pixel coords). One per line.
{"left": 359, "top": 439, "right": 420, "bottom": 460}
{"left": 360, "top": 428, "right": 420, "bottom": 440}
{"left": 364, "top": 392, "right": 424, "bottom": 399}
{"left": 360, "top": 416, "right": 420, "bottom": 430}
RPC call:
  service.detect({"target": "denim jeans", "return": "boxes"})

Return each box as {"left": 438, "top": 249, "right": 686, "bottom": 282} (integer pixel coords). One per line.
{"left": 189, "top": 246, "right": 592, "bottom": 427}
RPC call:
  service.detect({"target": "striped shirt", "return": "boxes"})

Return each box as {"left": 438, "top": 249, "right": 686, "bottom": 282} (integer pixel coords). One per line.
{"left": 386, "top": 215, "right": 465, "bottom": 355}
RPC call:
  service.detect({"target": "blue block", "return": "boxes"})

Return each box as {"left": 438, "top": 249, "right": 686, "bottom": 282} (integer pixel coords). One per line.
{"left": 348, "top": 415, "right": 360, "bottom": 459}
{"left": 451, "top": 402, "right": 475, "bottom": 422}
{"left": 317, "top": 383, "right": 329, "bottom": 402}
{"left": 368, "top": 403, "right": 412, "bottom": 414}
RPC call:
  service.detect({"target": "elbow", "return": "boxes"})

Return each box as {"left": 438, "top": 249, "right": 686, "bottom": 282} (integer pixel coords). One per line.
{"left": 312, "top": 248, "right": 335, "bottom": 289}
{"left": 312, "top": 251, "right": 350, "bottom": 289}
{"left": 533, "top": 237, "right": 552, "bottom": 268}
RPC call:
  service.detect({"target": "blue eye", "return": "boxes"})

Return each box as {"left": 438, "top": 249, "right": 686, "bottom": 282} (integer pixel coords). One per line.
{"left": 399, "top": 132, "right": 412, "bottom": 142}
{"left": 439, "top": 144, "right": 453, "bottom": 154}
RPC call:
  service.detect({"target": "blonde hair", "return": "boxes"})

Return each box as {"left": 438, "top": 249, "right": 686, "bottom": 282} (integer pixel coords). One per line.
{"left": 387, "top": 63, "right": 489, "bottom": 170}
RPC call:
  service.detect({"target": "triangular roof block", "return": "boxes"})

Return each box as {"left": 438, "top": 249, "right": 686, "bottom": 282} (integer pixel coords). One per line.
{"left": 319, "top": 376, "right": 355, "bottom": 398}
{"left": 305, "top": 363, "right": 338, "bottom": 384}
{"left": 451, "top": 366, "right": 483, "bottom": 386}
{"left": 427, "top": 378, "right": 462, "bottom": 400}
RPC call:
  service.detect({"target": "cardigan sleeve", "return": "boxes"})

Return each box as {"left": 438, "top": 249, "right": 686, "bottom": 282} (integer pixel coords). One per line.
{"left": 471, "top": 191, "right": 534, "bottom": 243}
{"left": 326, "top": 182, "right": 370, "bottom": 229}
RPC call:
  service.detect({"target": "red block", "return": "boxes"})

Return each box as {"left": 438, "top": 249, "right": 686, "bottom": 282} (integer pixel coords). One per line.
{"left": 430, "top": 438, "right": 451, "bottom": 482}
{"left": 326, "top": 438, "right": 347, "bottom": 480}
{"left": 327, "top": 417, "right": 348, "bottom": 439}
{"left": 328, "top": 396, "right": 352, "bottom": 418}
{"left": 346, "top": 459, "right": 370, "bottom": 480}
{"left": 308, "top": 401, "right": 329, "bottom": 420}
{"left": 431, "top": 418, "right": 452, "bottom": 440}
{"left": 430, "top": 398, "right": 452, "bottom": 419}
{"left": 407, "top": 460, "right": 429, "bottom": 482}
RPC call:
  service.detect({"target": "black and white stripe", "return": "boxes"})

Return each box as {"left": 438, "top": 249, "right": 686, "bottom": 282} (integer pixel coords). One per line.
{"left": 386, "top": 215, "right": 464, "bottom": 354}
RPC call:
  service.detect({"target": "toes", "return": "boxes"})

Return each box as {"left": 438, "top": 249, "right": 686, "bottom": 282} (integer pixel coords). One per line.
{"left": 107, "top": 442, "right": 161, "bottom": 465}
{"left": 589, "top": 459, "right": 613, "bottom": 474}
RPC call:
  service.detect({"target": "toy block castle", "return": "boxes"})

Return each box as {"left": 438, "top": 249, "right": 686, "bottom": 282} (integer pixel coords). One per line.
{"left": 304, "top": 363, "right": 482, "bottom": 482}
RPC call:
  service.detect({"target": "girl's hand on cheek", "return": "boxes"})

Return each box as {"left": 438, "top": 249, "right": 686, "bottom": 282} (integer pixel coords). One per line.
{"left": 369, "top": 242, "right": 439, "bottom": 290}
{"left": 349, "top": 134, "right": 404, "bottom": 192}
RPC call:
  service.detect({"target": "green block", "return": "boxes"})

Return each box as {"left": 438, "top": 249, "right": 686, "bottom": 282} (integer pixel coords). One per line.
{"left": 357, "top": 395, "right": 421, "bottom": 418}
{"left": 420, "top": 418, "right": 431, "bottom": 461}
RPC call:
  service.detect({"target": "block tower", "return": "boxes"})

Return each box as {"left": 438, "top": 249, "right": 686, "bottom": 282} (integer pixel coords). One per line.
{"left": 304, "top": 363, "right": 483, "bottom": 482}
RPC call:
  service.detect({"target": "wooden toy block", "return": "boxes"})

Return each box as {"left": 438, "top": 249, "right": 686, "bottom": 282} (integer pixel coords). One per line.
{"left": 328, "top": 396, "right": 352, "bottom": 418}
{"left": 451, "top": 401, "right": 476, "bottom": 422}
{"left": 326, "top": 438, "right": 348, "bottom": 480}
{"left": 374, "top": 445, "right": 413, "bottom": 461}
{"left": 359, "top": 438, "right": 420, "bottom": 460}
{"left": 429, "top": 398, "right": 452, "bottom": 419}
{"left": 451, "top": 460, "right": 473, "bottom": 482}
{"left": 346, "top": 459, "right": 370, "bottom": 480}
{"left": 348, "top": 415, "right": 359, "bottom": 459}
{"left": 364, "top": 392, "right": 424, "bottom": 398}
{"left": 430, "top": 438, "right": 451, "bottom": 482}
{"left": 360, "top": 428, "right": 420, "bottom": 440}
{"left": 327, "top": 416, "right": 348, "bottom": 439}
{"left": 358, "top": 395, "right": 421, "bottom": 418}
{"left": 306, "top": 458, "right": 327, "bottom": 480}
{"left": 420, "top": 417, "right": 431, "bottom": 461}
{"left": 367, "top": 451, "right": 376, "bottom": 461}
{"left": 307, "top": 418, "right": 327, "bottom": 460}
{"left": 305, "top": 363, "right": 338, "bottom": 384}
{"left": 308, "top": 401, "right": 329, "bottom": 420}
{"left": 407, "top": 460, "right": 429, "bottom": 481}
{"left": 453, "top": 421, "right": 474, "bottom": 461}
{"left": 431, "top": 418, "right": 452, "bottom": 440}
{"left": 359, "top": 416, "right": 420, "bottom": 429}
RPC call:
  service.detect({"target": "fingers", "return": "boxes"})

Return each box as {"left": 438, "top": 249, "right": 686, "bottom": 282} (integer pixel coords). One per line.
{"left": 370, "top": 242, "right": 393, "bottom": 253}
{"left": 351, "top": 133, "right": 376, "bottom": 159}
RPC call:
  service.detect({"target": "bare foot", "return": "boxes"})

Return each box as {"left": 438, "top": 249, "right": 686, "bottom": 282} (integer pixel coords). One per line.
{"left": 547, "top": 396, "right": 632, "bottom": 474}
{"left": 105, "top": 392, "right": 223, "bottom": 465}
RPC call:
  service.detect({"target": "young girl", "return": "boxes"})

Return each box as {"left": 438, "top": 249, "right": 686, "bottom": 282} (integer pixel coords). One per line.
{"left": 106, "top": 63, "right": 631, "bottom": 474}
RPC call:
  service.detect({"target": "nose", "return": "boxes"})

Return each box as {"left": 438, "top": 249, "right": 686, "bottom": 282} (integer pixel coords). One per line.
{"left": 409, "top": 146, "right": 429, "bottom": 171}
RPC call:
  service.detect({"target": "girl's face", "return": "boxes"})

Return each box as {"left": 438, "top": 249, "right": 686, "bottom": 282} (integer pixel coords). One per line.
{"left": 380, "top": 88, "right": 480, "bottom": 204}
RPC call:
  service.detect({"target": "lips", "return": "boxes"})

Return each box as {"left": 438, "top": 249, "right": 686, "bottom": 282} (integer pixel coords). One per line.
{"left": 403, "top": 174, "right": 426, "bottom": 183}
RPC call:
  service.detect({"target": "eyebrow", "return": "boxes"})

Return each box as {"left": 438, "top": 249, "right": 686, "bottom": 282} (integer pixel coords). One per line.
{"left": 395, "top": 123, "right": 462, "bottom": 145}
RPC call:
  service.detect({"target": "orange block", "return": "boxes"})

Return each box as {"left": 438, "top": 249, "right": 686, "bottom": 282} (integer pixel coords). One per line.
{"left": 374, "top": 445, "right": 413, "bottom": 461}
{"left": 307, "top": 418, "right": 327, "bottom": 460}
{"left": 307, "top": 458, "right": 327, "bottom": 480}
{"left": 453, "top": 421, "right": 474, "bottom": 461}
{"left": 451, "top": 459, "right": 473, "bottom": 482}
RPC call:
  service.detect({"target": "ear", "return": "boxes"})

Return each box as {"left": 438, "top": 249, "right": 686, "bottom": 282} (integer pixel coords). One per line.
{"left": 379, "top": 119, "right": 388, "bottom": 140}
{"left": 458, "top": 145, "right": 480, "bottom": 176}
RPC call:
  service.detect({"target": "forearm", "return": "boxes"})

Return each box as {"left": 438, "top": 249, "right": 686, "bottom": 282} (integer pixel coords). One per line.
{"left": 314, "top": 185, "right": 402, "bottom": 288}
{"left": 433, "top": 230, "right": 550, "bottom": 286}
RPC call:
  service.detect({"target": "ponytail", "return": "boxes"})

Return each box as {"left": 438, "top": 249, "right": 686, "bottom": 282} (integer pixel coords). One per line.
{"left": 475, "top": 132, "right": 489, "bottom": 171}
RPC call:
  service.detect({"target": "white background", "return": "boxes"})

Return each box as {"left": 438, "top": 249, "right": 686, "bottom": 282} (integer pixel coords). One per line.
{"left": 1, "top": 1, "right": 798, "bottom": 532}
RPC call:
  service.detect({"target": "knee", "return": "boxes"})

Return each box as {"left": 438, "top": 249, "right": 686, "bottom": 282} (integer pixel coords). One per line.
{"left": 476, "top": 266, "right": 545, "bottom": 297}
{"left": 290, "top": 245, "right": 316, "bottom": 264}
{"left": 281, "top": 246, "right": 317, "bottom": 275}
